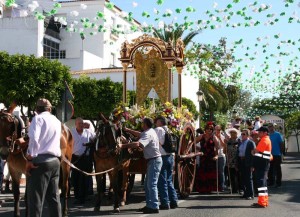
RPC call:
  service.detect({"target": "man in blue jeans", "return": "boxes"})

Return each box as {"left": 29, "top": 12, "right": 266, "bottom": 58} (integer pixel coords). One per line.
{"left": 155, "top": 117, "right": 178, "bottom": 210}
{"left": 119, "top": 118, "right": 162, "bottom": 214}
{"left": 267, "top": 123, "right": 284, "bottom": 187}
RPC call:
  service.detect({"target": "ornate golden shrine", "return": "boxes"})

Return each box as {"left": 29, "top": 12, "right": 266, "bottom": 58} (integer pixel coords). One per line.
{"left": 119, "top": 34, "right": 185, "bottom": 107}
{"left": 134, "top": 49, "right": 169, "bottom": 105}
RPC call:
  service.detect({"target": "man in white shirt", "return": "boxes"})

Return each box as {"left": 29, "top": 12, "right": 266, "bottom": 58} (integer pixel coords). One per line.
{"left": 26, "top": 98, "right": 62, "bottom": 217}
{"left": 71, "top": 117, "right": 95, "bottom": 204}
{"left": 254, "top": 116, "right": 261, "bottom": 130}
{"left": 155, "top": 117, "right": 178, "bottom": 210}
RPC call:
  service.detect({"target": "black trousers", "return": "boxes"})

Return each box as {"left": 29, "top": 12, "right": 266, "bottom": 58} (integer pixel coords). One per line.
{"left": 268, "top": 155, "right": 282, "bottom": 186}
{"left": 71, "top": 155, "right": 92, "bottom": 202}
{"left": 27, "top": 158, "right": 61, "bottom": 217}
{"left": 239, "top": 160, "right": 254, "bottom": 197}
{"left": 225, "top": 167, "right": 239, "bottom": 193}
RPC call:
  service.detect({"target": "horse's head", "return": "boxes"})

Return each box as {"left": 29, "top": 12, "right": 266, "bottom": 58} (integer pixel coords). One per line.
{"left": 95, "top": 113, "right": 124, "bottom": 153}
{"left": 0, "top": 111, "right": 19, "bottom": 159}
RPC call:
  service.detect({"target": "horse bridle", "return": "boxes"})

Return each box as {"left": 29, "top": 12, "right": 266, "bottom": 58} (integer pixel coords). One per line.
{"left": 95, "top": 120, "right": 122, "bottom": 152}
{"left": 0, "top": 111, "right": 19, "bottom": 153}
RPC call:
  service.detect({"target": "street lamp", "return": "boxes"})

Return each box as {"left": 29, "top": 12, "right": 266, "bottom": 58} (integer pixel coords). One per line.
{"left": 196, "top": 89, "right": 204, "bottom": 128}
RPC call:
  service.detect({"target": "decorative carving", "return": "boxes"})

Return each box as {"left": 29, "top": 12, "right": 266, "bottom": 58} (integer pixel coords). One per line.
{"left": 119, "top": 34, "right": 185, "bottom": 106}
{"left": 135, "top": 49, "right": 169, "bottom": 105}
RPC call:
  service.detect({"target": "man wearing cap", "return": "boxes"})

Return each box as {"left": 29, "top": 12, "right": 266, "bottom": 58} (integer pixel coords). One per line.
{"left": 26, "top": 98, "right": 62, "bottom": 217}
{"left": 267, "top": 123, "right": 284, "bottom": 187}
{"left": 251, "top": 126, "right": 272, "bottom": 208}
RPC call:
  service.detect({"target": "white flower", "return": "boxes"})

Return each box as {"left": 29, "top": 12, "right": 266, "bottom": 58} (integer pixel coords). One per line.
{"left": 32, "top": 1, "right": 39, "bottom": 7}
{"left": 73, "top": 20, "right": 79, "bottom": 25}
{"left": 260, "top": 4, "right": 267, "bottom": 9}
{"left": 121, "top": 11, "right": 128, "bottom": 17}
{"left": 153, "top": 8, "right": 159, "bottom": 14}
{"left": 54, "top": 17, "right": 59, "bottom": 22}
{"left": 165, "top": 9, "right": 173, "bottom": 15}
{"left": 70, "top": 11, "right": 79, "bottom": 17}
{"left": 211, "top": 16, "right": 217, "bottom": 21}
{"left": 213, "top": 2, "right": 218, "bottom": 8}
{"left": 158, "top": 21, "right": 164, "bottom": 29}
{"left": 132, "top": 2, "right": 138, "bottom": 8}
{"left": 80, "top": 4, "right": 87, "bottom": 10}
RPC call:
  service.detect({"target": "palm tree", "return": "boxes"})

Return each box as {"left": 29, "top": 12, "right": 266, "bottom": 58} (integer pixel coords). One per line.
{"left": 199, "top": 79, "right": 229, "bottom": 121}
{"left": 152, "top": 24, "right": 200, "bottom": 47}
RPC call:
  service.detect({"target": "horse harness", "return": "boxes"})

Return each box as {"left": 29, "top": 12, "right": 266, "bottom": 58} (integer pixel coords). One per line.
{"left": 0, "top": 111, "right": 28, "bottom": 157}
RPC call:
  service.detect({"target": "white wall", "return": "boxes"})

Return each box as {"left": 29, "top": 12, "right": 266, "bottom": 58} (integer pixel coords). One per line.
{"left": 0, "top": 16, "right": 43, "bottom": 56}
{"left": 287, "top": 135, "right": 300, "bottom": 153}
{"left": 58, "top": 0, "right": 142, "bottom": 69}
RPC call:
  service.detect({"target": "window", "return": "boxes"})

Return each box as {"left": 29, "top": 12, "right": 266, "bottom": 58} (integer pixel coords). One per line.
{"left": 110, "top": 53, "right": 115, "bottom": 67}
{"left": 43, "top": 38, "right": 66, "bottom": 59}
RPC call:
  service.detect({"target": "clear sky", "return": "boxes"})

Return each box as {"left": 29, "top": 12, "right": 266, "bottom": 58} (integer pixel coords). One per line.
{"left": 111, "top": 0, "right": 300, "bottom": 98}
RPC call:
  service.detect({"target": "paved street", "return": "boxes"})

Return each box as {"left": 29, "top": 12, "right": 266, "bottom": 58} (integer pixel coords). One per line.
{"left": 1, "top": 153, "right": 299, "bottom": 217}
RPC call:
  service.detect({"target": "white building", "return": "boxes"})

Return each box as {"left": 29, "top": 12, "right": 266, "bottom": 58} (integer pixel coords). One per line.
{"left": 0, "top": 0, "right": 141, "bottom": 70}
{"left": 0, "top": 0, "right": 200, "bottom": 125}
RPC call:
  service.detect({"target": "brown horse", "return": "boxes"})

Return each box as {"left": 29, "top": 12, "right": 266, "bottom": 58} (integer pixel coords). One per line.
{"left": 93, "top": 116, "right": 132, "bottom": 213}
{"left": 0, "top": 106, "right": 73, "bottom": 217}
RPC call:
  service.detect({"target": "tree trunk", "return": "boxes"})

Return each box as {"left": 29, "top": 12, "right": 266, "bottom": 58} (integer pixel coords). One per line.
{"left": 296, "top": 132, "right": 300, "bottom": 153}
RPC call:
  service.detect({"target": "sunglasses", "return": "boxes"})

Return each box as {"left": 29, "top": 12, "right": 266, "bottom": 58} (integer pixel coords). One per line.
{"left": 241, "top": 133, "right": 247, "bottom": 136}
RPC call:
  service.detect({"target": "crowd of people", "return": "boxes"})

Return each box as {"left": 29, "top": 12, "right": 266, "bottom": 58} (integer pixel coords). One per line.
{"left": 0, "top": 99, "right": 285, "bottom": 214}
{"left": 194, "top": 117, "right": 285, "bottom": 208}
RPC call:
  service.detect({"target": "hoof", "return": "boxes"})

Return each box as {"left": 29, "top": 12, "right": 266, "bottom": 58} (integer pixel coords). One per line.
{"left": 94, "top": 207, "right": 100, "bottom": 212}
{"left": 113, "top": 208, "right": 120, "bottom": 213}
{"left": 120, "top": 201, "right": 125, "bottom": 206}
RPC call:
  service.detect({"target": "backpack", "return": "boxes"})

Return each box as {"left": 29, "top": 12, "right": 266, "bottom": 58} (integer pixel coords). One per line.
{"left": 162, "top": 127, "right": 178, "bottom": 153}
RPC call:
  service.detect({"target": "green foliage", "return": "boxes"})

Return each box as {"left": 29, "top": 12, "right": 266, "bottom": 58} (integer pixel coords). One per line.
{"left": 71, "top": 76, "right": 122, "bottom": 119}
{"left": 173, "top": 97, "right": 199, "bottom": 119}
{"left": 214, "top": 112, "right": 230, "bottom": 130}
{"left": 200, "top": 79, "right": 229, "bottom": 113}
{"left": 285, "top": 111, "right": 300, "bottom": 138}
{"left": 0, "top": 51, "right": 71, "bottom": 114}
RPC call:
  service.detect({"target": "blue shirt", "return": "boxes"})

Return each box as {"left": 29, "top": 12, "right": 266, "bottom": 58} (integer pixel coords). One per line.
{"left": 239, "top": 139, "right": 248, "bottom": 157}
{"left": 269, "top": 131, "right": 283, "bottom": 156}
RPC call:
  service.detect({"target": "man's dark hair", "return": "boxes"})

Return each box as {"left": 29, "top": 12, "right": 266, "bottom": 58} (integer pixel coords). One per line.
{"left": 143, "top": 118, "right": 154, "bottom": 129}
{"left": 155, "top": 116, "right": 167, "bottom": 126}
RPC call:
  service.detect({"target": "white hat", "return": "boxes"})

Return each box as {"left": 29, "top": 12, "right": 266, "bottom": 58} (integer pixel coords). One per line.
{"left": 225, "top": 128, "right": 241, "bottom": 137}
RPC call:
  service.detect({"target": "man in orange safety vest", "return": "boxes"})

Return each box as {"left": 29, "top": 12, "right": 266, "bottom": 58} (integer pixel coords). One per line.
{"left": 251, "top": 126, "right": 272, "bottom": 208}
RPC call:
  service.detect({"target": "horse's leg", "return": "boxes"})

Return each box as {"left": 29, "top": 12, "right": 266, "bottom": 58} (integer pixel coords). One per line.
{"left": 112, "top": 171, "right": 120, "bottom": 213}
{"left": 94, "top": 174, "right": 104, "bottom": 212}
{"left": 120, "top": 165, "right": 130, "bottom": 206}
{"left": 10, "top": 172, "right": 21, "bottom": 217}
{"left": 107, "top": 173, "right": 114, "bottom": 201}
{"left": 61, "top": 162, "right": 70, "bottom": 217}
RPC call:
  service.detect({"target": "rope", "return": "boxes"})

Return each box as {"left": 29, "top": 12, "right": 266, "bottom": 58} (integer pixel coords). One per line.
{"left": 61, "top": 155, "right": 127, "bottom": 176}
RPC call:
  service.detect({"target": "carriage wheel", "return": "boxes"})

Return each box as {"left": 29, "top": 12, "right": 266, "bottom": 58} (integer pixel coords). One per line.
{"left": 176, "top": 123, "right": 196, "bottom": 198}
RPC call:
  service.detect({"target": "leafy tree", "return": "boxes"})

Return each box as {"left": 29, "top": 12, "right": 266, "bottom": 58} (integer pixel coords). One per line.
{"left": 285, "top": 111, "right": 300, "bottom": 152}
{"left": 71, "top": 76, "right": 122, "bottom": 124}
{"left": 173, "top": 97, "right": 199, "bottom": 119}
{"left": 0, "top": 52, "right": 71, "bottom": 116}
{"left": 185, "top": 38, "right": 235, "bottom": 82}
{"left": 199, "top": 79, "right": 229, "bottom": 120}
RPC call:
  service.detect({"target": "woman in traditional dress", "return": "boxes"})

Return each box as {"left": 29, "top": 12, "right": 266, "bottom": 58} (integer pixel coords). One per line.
{"left": 195, "top": 124, "right": 218, "bottom": 193}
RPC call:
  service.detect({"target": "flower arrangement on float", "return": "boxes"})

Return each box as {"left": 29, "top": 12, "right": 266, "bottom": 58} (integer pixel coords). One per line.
{"left": 111, "top": 102, "right": 195, "bottom": 137}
